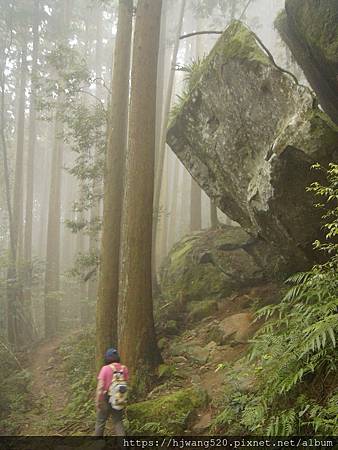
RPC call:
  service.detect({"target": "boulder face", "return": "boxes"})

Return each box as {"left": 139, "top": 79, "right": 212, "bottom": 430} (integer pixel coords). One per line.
{"left": 275, "top": 0, "right": 338, "bottom": 124}
{"left": 167, "top": 21, "right": 338, "bottom": 275}
{"left": 159, "top": 226, "right": 265, "bottom": 309}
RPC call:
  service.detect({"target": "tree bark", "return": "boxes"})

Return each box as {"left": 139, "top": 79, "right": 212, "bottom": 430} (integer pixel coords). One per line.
{"left": 88, "top": 4, "right": 103, "bottom": 309}
{"left": 44, "top": 116, "right": 63, "bottom": 337}
{"left": 44, "top": 0, "right": 72, "bottom": 337}
{"left": 119, "top": 0, "right": 163, "bottom": 376}
{"left": 210, "top": 201, "right": 219, "bottom": 229}
{"left": 23, "top": 0, "right": 40, "bottom": 340}
{"left": 168, "top": 156, "right": 180, "bottom": 249}
{"left": 157, "top": 149, "right": 169, "bottom": 261}
{"left": 12, "top": 44, "right": 27, "bottom": 264}
{"left": 152, "top": 0, "right": 186, "bottom": 267}
{"left": 96, "top": 0, "right": 133, "bottom": 370}
{"left": 7, "top": 43, "right": 28, "bottom": 347}
{"left": 190, "top": 178, "right": 202, "bottom": 232}
{"left": 189, "top": 20, "right": 203, "bottom": 233}
{"left": 179, "top": 166, "right": 190, "bottom": 237}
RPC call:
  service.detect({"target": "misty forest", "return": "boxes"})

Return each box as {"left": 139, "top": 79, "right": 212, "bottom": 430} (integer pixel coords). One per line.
{"left": 0, "top": 0, "right": 337, "bottom": 438}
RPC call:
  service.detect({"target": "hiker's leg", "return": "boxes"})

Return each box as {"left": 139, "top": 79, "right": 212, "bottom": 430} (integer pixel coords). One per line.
{"left": 111, "top": 409, "right": 125, "bottom": 436}
{"left": 94, "top": 401, "right": 110, "bottom": 436}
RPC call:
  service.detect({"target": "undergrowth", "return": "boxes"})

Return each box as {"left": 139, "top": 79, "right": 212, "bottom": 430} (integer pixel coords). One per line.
{"left": 58, "top": 327, "right": 97, "bottom": 434}
{"left": 0, "top": 341, "right": 31, "bottom": 435}
{"left": 214, "top": 163, "right": 338, "bottom": 436}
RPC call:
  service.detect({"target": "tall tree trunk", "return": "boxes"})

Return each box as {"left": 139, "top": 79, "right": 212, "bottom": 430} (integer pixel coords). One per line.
{"left": 37, "top": 134, "right": 51, "bottom": 259}
{"left": 1, "top": 43, "right": 18, "bottom": 346}
{"left": 179, "top": 166, "right": 190, "bottom": 237}
{"left": 0, "top": 50, "right": 15, "bottom": 260}
{"left": 12, "top": 44, "right": 27, "bottom": 264}
{"left": 23, "top": 0, "right": 40, "bottom": 340}
{"left": 75, "top": 186, "right": 89, "bottom": 327}
{"left": 44, "top": 116, "right": 63, "bottom": 337}
{"left": 44, "top": 0, "right": 72, "bottom": 338}
{"left": 153, "top": 0, "right": 186, "bottom": 266}
{"left": 96, "top": 0, "right": 133, "bottom": 370}
{"left": 88, "top": 5, "right": 103, "bottom": 308}
{"left": 210, "top": 201, "right": 218, "bottom": 229}
{"left": 189, "top": 20, "right": 203, "bottom": 233}
{"left": 119, "top": 0, "right": 163, "bottom": 376}
{"left": 158, "top": 149, "right": 169, "bottom": 261}
{"left": 190, "top": 178, "right": 202, "bottom": 232}
{"left": 8, "top": 43, "right": 28, "bottom": 347}
{"left": 168, "top": 156, "right": 180, "bottom": 249}
{"left": 151, "top": 0, "right": 167, "bottom": 277}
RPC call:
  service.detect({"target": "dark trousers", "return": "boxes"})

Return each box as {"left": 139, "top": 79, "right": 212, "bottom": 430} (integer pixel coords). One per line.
{"left": 94, "top": 398, "right": 125, "bottom": 436}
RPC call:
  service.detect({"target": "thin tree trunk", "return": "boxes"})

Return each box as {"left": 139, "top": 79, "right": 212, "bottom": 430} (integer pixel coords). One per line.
{"left": 180, "top": 167, "right": 190, "bottom": 237}
{"left": 44, "top": 0, "right": 72, "bottom": 338}
{"left": 119, "top": 0, "right": 163, "bottom": 377}
{"left": 1, "top": 41, "right": 18, "bottom": 347}
{"left": 158, "top": 149, "right": 169, "bottom": 261}
{"left": 12, "top": 44, "right": 27, "bottom": 264}
{"left": 23, "top": 0, "right": 40, "bottom": 340}
{"left": 153, "top": 0, "right": 186, "bottom": 266}
{"left": 190, "top": 178, "right": 202, "bottom": 232}
{"left": 37, "top": 137, "right": 51, "bottom": 259}
{"left": 0, "top": 47, "right": 15, "bottom": 260}
{"left": 189, "top": 19, "right": 203, "bottom": 233}
{"left": 168, "top": 156, "right": 180, "bottom": 249}
{"left": 7, "top": 43, "right": 28, "bottom": 347}
{"left": 96, "top": 0, "right": 133, "bottom": 370}
{"left": 154, "top": 0, "right": 186, "bottom": 205}
{"left": 210, "top": 201, "right": 219, "bottom": 229}
{"left": 88, "top": 5, "right": 103, "bottom": 308}
{"left": 75, "top": 185, "right": 89, "bottom": 327}
{"left": 44, "top": 116, "right": 63, "bottom": 337}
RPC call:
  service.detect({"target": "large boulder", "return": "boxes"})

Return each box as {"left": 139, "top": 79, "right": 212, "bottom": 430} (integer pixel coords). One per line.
{"left": 167, "top": 21, "right": 338, "bottom": 275}
{"left": 125, "top": 387, "right": 208, "bottom": 435}
{"left": 159, "top": 226, "right": 265, "bottom": 309}
{"left": 275, "top": 0, "right": 338, "bottom": 124}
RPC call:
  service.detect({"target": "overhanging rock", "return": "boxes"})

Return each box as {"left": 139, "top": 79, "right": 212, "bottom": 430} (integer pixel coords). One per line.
{"left": 275, "top": 0, "right": 338, "bottom": 124}
{"left": 167, "top": 21, "right": 338, "bottom": 275}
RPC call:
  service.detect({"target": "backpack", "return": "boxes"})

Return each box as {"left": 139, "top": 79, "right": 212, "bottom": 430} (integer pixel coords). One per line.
{"left": 107, "top": 363, "right": 128, "bottom": 410}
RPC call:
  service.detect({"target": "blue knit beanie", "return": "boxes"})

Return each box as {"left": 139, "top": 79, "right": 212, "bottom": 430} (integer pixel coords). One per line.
{"left": 105, "top": 348, "right": 120, "bottom": 363}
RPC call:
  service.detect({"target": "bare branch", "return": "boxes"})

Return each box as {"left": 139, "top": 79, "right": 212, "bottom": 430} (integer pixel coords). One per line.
{"left": 91, "top": 77, "right": 112, "bottom": 95}
{"left": 180, "top": 30, "right": 222, "bottom": 40}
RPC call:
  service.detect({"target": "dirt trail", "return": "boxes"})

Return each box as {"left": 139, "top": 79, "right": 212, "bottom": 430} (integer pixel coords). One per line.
{"left": 19, "top": 336, "right": 70, "bottom": 435}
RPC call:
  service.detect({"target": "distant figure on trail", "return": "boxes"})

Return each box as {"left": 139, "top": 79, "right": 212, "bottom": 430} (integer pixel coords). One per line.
{"left": 95, "top": 348, "right": 129, "bottom": 436}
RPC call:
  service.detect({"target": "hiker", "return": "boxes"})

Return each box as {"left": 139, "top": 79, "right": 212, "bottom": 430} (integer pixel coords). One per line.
{"left": 94, "top": 348, "right": 129, "bottom": 436}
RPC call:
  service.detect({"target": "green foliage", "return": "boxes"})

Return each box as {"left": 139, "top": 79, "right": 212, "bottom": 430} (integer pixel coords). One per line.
{"left": 170, "top": 58, "right": 207, "bottom": 125}
{"left": 67, "top": 251, "right": 99, "bottom": 281}
{"left": 0, "top": 341, "right": 31, "bottom": 434}
{"left": 215, "top": 164, "right": 338, "bottom": 436}
{"left": 58, "top": 328, "right": 97, "bottom": 429}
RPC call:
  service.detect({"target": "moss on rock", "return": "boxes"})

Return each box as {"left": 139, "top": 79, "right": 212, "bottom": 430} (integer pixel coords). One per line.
{"left": 159, "top": 227, "right": 264, "bottom": 315}
{"left": 167, "top": 18, "right": 338, "bottom": 276}
{"left": 187, "top": 300, "right": 218, "bottom": 322}
{"left": 126, "top": 387, "right": 208, "bottom": 435}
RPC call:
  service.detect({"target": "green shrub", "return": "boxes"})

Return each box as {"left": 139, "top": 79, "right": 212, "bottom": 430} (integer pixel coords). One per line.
{"left": 216, "top": 163, "right": 338, "bottom": 435}
{"left": 58, "top": 327, "right": 97, "bottom": 429}
{"left": 0, "top": 342, "right": 31, "bottom": 434}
